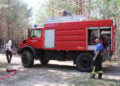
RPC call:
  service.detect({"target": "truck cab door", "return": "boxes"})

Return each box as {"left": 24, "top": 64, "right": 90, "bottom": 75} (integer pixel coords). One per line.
{"left": 28, "top": 29, "right": 42, "bottom": 49}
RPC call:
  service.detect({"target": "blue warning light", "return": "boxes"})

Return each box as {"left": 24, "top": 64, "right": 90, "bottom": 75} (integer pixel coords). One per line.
{"left": 34, "top": 24, "right": 37, "bottom": 28}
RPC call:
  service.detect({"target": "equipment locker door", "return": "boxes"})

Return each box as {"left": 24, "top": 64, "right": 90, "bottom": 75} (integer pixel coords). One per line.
{"left": 44, "top": 29, "right": 55, "bottom": 48}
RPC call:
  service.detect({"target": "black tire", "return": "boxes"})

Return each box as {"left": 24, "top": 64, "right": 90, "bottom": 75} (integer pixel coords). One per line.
{"left": 76, "top": 53, "right": 93, "bottom": 72}
{"left": 39, "top": 57, "right": 49, "bottom": 65}
{"left": 21, "top": 50, "right": 34, "bottom": 68}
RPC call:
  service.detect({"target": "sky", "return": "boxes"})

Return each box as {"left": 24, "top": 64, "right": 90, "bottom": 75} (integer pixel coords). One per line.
{"left": 24, "top": 0, "right": 41, "bottom": 9}
{"left": 22, "top": 0, "right": 46, "bottom": 25}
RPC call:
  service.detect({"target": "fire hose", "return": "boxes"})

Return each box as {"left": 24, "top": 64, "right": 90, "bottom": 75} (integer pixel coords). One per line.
{"left": 0, "top": 69, "right": 17, "bottom": 80}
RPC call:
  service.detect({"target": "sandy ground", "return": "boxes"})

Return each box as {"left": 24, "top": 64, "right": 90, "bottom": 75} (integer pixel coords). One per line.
{"left": 0, "top": 54, "right": 120, "bottom": 86}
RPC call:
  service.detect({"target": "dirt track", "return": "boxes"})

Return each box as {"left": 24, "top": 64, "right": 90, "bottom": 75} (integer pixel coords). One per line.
{"left": 0, "top": 54, "right": 120, "bottom": 86}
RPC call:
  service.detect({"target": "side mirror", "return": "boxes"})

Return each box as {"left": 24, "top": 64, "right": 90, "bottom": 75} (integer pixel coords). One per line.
{"left": 114, "top": 24, "right": 117, "bottom": 29}
{"left": 28, "top": 29, "right": 32, "bottom": 39}
{"left": 28, "top": 29, "right": 33, "bottom": 40}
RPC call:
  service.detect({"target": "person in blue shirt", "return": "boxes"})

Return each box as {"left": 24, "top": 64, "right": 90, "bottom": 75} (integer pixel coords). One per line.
{"left": 90, "top": 38, "right": 104, "bottom": 79}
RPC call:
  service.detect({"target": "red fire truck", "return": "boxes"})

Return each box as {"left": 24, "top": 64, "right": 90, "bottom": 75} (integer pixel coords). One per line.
{"left": 18, "top": 16, "right": 116, "bottom": 71}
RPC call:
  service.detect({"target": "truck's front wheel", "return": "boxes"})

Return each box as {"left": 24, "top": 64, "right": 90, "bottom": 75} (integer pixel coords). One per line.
{"left": 76, "top": 53, "right": 93, "bottom": 72}
{"left": 21, "top": 50, "right": 34, "bottom": 68}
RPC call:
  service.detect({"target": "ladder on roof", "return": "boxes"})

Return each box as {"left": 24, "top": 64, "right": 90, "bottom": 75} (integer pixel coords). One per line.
{"left": 45, "top": 15, "right": 86, "bottom": 24}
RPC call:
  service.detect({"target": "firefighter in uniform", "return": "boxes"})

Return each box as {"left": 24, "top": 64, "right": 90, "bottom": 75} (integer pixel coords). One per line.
{"left": 91, "top": 38, "right": 104, "bottom": 79}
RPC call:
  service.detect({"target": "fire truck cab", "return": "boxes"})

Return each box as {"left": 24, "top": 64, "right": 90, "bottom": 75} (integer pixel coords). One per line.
{"left": 18, "top": 16, "right": 116, "bottom": 72}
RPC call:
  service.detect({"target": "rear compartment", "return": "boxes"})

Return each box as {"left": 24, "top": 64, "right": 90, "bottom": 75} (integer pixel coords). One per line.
{"left": 87, "top": 27, "right": 112, "bottom": 50}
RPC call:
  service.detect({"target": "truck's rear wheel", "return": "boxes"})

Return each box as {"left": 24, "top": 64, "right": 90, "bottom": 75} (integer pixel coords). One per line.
{"left": 39, "top": 57, "right": 49, "bottom": 65}
{"left": 21, "top": 50, "right": 34, "bottom": 68}
{"left": 76, "top": 53, "right": 93, "bottom": 72}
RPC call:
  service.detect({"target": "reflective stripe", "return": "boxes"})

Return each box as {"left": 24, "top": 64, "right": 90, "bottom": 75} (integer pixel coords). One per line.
{"left": 98, "top": 71, "right": 103, "bottom": 73}
{"left": 92, "top": 66, "right": 96, "bottom": 74}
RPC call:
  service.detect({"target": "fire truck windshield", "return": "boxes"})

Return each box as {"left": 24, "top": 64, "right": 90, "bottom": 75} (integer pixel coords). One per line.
{"left": 31, "top": 29, "right": 41, "bottom": 38}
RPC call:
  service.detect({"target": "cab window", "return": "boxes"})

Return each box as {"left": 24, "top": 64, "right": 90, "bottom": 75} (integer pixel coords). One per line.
{"left": 31, "top": 30, "right": 41, "bottom": 38}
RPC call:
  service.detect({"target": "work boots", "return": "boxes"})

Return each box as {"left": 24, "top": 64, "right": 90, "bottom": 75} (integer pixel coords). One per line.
{"left": 90, "top": 74, "right": 96, "bottom": 79}
{"left": 90, "top": 73, "right": 102, "bottom": 79}
{"left": 98, "top": 73, "right": 102, "bottom": 79}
